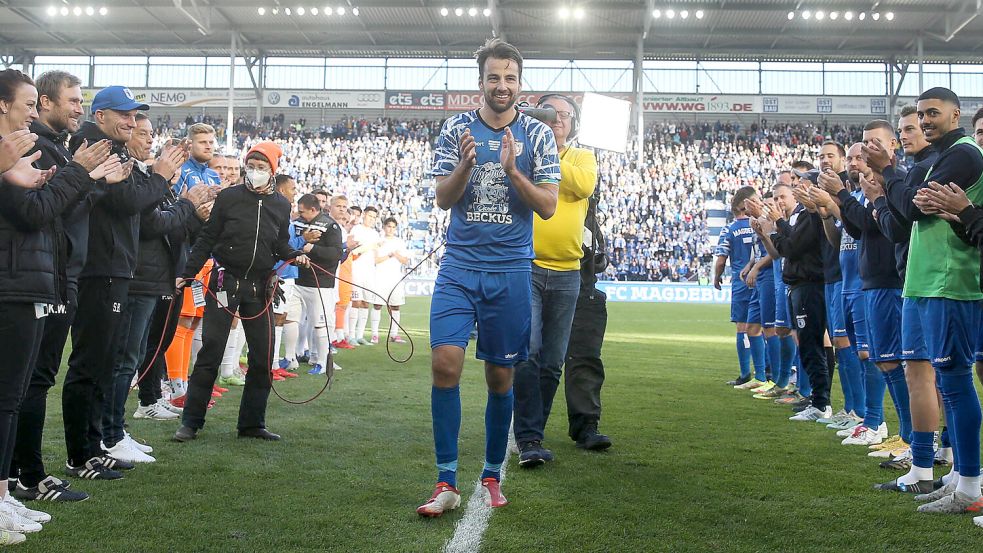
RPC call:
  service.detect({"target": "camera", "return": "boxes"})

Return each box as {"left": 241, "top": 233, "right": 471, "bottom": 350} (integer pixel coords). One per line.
{"left": 516, "top": 102, "right": 557, "bottom": 124}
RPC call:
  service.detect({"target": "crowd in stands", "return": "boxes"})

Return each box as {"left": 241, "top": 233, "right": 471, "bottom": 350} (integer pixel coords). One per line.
{"left": 154, "top": 115, "right": 865, "bottom": 281}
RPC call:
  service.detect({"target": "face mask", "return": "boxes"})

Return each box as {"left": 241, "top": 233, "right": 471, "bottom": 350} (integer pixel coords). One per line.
{"left": 245, "top": 168, "right": 272, "bottom": 192}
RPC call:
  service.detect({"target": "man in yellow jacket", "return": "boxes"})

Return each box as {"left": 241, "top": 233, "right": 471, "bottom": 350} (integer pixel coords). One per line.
{"left": 513, "top": 94, "right": 598, "bottom": 467}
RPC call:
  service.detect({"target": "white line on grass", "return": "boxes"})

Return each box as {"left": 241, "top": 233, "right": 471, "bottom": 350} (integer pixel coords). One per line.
{"left": 444, "top": 431, "right": 516, "bottom": 553}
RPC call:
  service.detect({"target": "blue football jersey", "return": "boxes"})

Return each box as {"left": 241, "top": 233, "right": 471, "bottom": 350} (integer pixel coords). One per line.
{"left": 431, "top": 110, "right": 560, "bottom": 271}
{"left": 715, "top": 218, "right": 755, "bottom": 285}
{"left": 753, "top": 236, "right": 773, "bottom": 279}
{"left": 839, "top": 190, "right": 863, "bottom": 294}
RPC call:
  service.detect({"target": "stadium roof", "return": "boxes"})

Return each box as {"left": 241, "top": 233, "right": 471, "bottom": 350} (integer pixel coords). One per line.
{"left": 1, "top": 0, "right": 982, "bottom": 63}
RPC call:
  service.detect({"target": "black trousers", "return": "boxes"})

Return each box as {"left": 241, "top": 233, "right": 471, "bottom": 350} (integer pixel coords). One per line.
{"left": 564, "top": 285, "right": 608, "bottom": 442}
{"left": 12, "top": 302, "right": 76, "bottom": 487}
{"left": 137, "top": 295, "right": 180, "bottom": 407}
{"left": 789, "top": 282, "right": 830, "bottom": 410}
{"left": 181, "top": 270, "right": 274, "bottom": 432}
{"left": 0, "top": 303, "right": 46, "bottom": 482}
{"left": 62, "top": 277, "right": 131, "bottom": 466}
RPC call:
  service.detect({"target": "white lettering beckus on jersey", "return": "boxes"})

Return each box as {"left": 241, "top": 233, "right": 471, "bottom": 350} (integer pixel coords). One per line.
{"left": 467, "top": 161, "right": 509, "bottom": 224}
{"left": 466, "top": 212, "right": 514, "bottom": 224}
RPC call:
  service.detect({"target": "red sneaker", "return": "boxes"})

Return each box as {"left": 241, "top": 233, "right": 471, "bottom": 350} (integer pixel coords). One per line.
{"left": 214, "top": 384, "right": 229, "bottom": 393}
{"left": 272, "top": 371, "right": 285, "bottom": 382}
{"left": 211, "top": 389, "right": 222, "bottom": 397}
{"left": 274, "top": 368, "right": 298, "bottom": 379}
{"left": 416, "top": 482, "right": 461, "bottom": 517}
{"left": 334, "top": 340, "right": 355, "bottom": 350}
{"left": 481, "top": 478, "right": 508, "bottom": 508}
{"left": 169, "top": 395, "right": 186, "bottom": 408}
{"left": 206, "top": 399, "right": 215, "bottom": 409}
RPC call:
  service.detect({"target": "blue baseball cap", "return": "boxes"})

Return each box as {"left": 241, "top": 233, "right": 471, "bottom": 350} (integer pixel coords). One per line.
{"left": 90, "top": 86, "right": 149, "bottom": 112}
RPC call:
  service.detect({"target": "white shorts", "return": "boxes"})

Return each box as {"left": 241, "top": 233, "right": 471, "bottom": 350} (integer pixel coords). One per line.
{"left": 274, "top": 280, "right": 303, "bottom": 319}
{"left": 295, "top": 285, "right": 337, "bottom": 330}
{"left": 370, "top": 278, "right": 406, "bottom": 306}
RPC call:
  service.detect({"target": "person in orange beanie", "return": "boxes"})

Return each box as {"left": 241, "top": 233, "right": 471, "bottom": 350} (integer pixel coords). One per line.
{"left": 172, "top": 141, "right": 309, "bottom": 442}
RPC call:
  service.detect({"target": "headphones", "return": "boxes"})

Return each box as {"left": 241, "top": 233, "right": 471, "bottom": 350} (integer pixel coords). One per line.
{"left": 536, "top": 93, "right": 580, "bottom": 140}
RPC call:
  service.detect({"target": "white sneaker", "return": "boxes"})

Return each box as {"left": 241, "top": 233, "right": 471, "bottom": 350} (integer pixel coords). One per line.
{"left": 0, "top": 529, "right": 26, "bottom": 545}
{"left": 790, "top": 405, "right": 833, "bottom": 421}
{"left": 836, "top": 423, "right": 863, "bottom": 437}
{"left": 103, "top": 441, "right": 156, "bottom": 464}
{"left": 1, "top": 495, "right": 49, "bottom": 524}
{"left": 935, "top": 447, "right": 954, "bottom": 465}
{"left": 133, "top": 402, "right": 179, "bottom": 420}
{"left": 0, "top": 503, "right": 42, "bottom": 533}
{"left": 841, "top": 425, "right": 884, "bottom": 446}
{"left": 332, "top": 362, "right": 342, "bottom": 371}
{"left": 974, "top": 515, "right": 983, "bottom": 528}
{"left": 123, "top": 432, "right": 153, "bottom": 454}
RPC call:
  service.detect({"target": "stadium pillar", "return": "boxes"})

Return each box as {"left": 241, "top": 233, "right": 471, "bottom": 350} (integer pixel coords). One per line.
{"left": 633, "top": 35, "right": 644, "bottom": 168}
{"left": 226, "top": 32, "right": 237, "bottom": 153}
{"left": 917, "top": 35, "right": 924, "bottom": 92}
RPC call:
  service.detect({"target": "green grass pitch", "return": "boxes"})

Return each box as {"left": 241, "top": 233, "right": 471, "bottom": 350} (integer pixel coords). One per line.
{"left": 18, "top": 299, "right": 983, "bottom": 552}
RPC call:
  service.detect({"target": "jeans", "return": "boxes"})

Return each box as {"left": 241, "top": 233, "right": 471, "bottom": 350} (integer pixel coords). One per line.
{"left": 137, "top": 295, "right": 179, "bottom": 407}
{"left": 513, "top": 266, "right": 581, "bottom": 445}
{"left": 102, "top": 294, "right": 158, "bottom": 448}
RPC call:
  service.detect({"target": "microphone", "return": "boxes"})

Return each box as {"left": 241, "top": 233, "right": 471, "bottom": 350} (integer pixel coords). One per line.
{"left": 516, "top": 102, "right": 557, "bottom": 124}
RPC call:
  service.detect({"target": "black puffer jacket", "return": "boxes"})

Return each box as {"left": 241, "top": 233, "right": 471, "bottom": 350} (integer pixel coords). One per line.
{"left": 183, "top": 184, "right": 300, "bottom": 280}
{"left": 29, "top": 120, "right": 109, "bottom": 305}
{"left": 295, "top": 213, "right": 343, "bottom": 288}
{"left": 130, "top": 164, "right": 197, "bottom": 296}
{"left": 0, "top": 161, "right": 92, "bottom": 304}
{"left": 69, "top": 121, "right": 170, "bottom": 280}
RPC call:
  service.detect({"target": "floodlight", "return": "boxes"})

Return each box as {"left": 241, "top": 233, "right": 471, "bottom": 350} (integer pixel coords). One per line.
{"left": 886, "top": 12, "right": 894, "bottom": 21}
{"left": 815, "top": 10, "right": 824, "bottom": 20}
{"left": 468, "top": 7, "right": 477, "bottom": 16}
{"left": 85, "top": 6, "right": 95, "bottom": 16}
{"left": 830, "top": 12, "right": 839, "bottom": 20}
{"left": 352, "top": 7, "right": 359, "bottom": 16}
{"left": 653, "top": 9, "right": 662, "bottom": 18}
{"left": 99, "top": 6, "right": 107, "bottom": 15}
{"left": 787, "top": 11, "right": 794, "bottom": 20}
{"left": 573, "top": 7, "right": 584, "bottom": 19}
{"left": 872, "top": 12, "right": 880, "bottom": 21}
{"left": 859, "top": 12, "right": 866, "bottom": 20}
{"left": 440, "top": 7, "right": 448, "bottom": 16}
{"left": 801, "top": 10, "right": 810, "bottom": 19}
{"left": 60, "top": 6, "right": 69, "bottom": 16}
{"left": 483, "top": 8, "right": 490, "bottom": 16}
{"left": 46, "top": 6, "right": 57, "bottom": 16}
{"left": 257, "top": 7, "right": 265, "bottom": 15}
{"left": 311, "top": 7, "right": 318, "bottom": 14}
{"left": 680, "top": 10, "right": 688, "bottom": 19}
{"left": 559, "top": 7, "right": 569, "bottom": 19}
{"left": 337, "top": 6, "right": 345, "bottom": 15}
{"left": 454, "top": 7, "right": 462, "bottom": 16}
{"left": 324, "top": 7, "right": 332, "bottom": 15}
{"left": 844, "top": 11, "right": 853, "bottom": 20}
{"left": 297, "top": 7, "right": 305, "bottom": 16}
{"left": 695, "top": 10, "right": 704, "bottom": 19}
{"left": 73, "top": 6, "right": 82, "bottom": 16}
{"left": 665, "top": 9, "right": 675, "bottom": 19}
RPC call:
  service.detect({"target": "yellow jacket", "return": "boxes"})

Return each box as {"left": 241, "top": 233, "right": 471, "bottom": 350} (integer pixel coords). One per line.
{"left": 533, "top": 145, "right": 598, "bottom": 271}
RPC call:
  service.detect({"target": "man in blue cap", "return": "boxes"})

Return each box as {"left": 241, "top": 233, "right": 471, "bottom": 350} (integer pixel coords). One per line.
{"left": 60, "top": 86, "right": 189, "bottom": 481}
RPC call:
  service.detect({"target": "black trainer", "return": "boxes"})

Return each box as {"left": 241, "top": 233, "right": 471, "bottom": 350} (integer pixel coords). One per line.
{"left": 173, "top": 425, "right": 198, "bottom": 442}
{"left": 874, "top": 478, "right": 935, "bottom": 494}
{"left": 726, "top": 375, "right": 751, "bottom": 386}
{"left": 518, "top": 441, "right": 546, "bottom": 468}
{"left": 97, "top": 455, "right": 134, "bottom": 471}
{"left": 65, "top": 457, "right": 124, "bottom": 480}
{"left": 238, "top": 428, "right": 281, "bottom": 441}
{"left": 15, "top": 475, "right": 89, "bottom": 502}
{"left": 576, "top": 425, "right": 613, "bottom": 451}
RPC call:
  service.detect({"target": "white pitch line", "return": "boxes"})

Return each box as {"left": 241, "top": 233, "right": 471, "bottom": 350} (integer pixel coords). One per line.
{"left": 443, "top": 432, "right": 516, "bottom": 553}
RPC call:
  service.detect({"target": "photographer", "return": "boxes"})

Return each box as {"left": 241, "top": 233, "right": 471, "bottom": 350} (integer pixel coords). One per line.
{"left": 172, "top": 142, "right": 307, "bottom": 443}
{"left": 513, "top": 94, "right": 598, "bottom": 466}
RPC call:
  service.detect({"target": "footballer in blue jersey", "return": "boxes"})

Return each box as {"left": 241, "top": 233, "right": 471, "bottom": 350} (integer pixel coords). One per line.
{"left": 419, "top": 39, "right": 560, "bottom": 517}
{"left": 173, "top": 123, "right": 222, "bottom": 194}
{"left": 714, "top": 187, "right": 768, "bottom": 388}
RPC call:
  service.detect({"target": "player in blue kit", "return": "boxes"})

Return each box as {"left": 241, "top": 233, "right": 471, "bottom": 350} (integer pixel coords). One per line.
{"left": 417, "top": 38, "right": 560, "bottom": 517}
{"left": 742, "top": 225, "right": 778, "bottom": 394}
{"left": 715, "top": 187, "right": 767, "bottom": 390}
{"left": 809, "top": 161, "right": 869, "bottom": 433}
